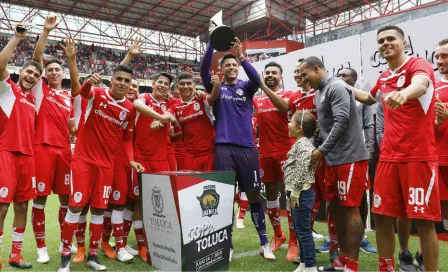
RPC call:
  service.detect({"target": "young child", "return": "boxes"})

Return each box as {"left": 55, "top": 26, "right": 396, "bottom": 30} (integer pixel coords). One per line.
{"left": 283, "top": 110, "right": 318, "bottom": 272}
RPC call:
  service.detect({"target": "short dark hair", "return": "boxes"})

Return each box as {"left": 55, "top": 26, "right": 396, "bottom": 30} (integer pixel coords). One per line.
{"left": 264, "top": 62, "right": 283, "bottom": 74}
{"left": 113, "top": 64, "right": 133, "bottom": 75}
{"left": 23, "top": 61, "right": 43, "bottom": 75}
{"left": 342, "top": 67, "right": 358, "bottom": 80}
{"left": 302, "top": 56, "right": 325, "bottom": 69}
{"left": 44, "top": 58, "right": 63, "bottom": 68}
{"left": 439, "top": 38, "right": 448, "bottom": 46}
{"left": 220, "top": 53, "right": 238, "bottom": 67}
{"left": 298, "top": 58, "right": 305, "bottom": 63}
{"left": 177, "top": 72, "right": 194, "bottom": 82}
{"left": 152, "top": 72, "right": 174, "bottom": 85}
{"left": 377, "top": 25, "right": 405, "bottom": 39}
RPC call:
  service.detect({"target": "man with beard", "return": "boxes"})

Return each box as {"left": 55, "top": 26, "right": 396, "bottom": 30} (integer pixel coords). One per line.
{"left": 254, "top": 62, "right": 298, "bottom": 261}
{"left": 0, "top": 23, "right": 42, "bottom": 269}
{"left": 201, "top": 36, "right": 275, "bottom": 260}
{"left": 30, "top": 16, "right": 79, "bottom": 263}
{"left": 352, "top": 26, "right": 439, "bottom": 272}
{"left": 299, "top": 56, "right": 369, "bottom": 272}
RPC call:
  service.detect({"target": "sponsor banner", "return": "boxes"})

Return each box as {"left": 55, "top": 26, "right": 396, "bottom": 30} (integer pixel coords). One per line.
{"left": 141, "top": 174, "right": 182, "bottom": 271}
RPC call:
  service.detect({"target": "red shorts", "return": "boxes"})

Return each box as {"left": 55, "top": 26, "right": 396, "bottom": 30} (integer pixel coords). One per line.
{"left": 186, "top": 153, "right": 214, "bottom": 171}
{"left": 69, "top": 160, "right": 114, "bottom": 209}
{"left": 438, "top": 166, "right": 448, "bottom": 201}
{"left": 110, "top": 163, "right": 132, "bottom": 205}
{"left": 176, "top": 154, "right": 187, "bottom": 171}
{"left": 168, "top": 150, "right": 177, "bottom": 171}
{"left": 372, "top": 161, "right": 441, "bottom": 221}
{"left": 313, "top": 158, "right": 327, "bottom": 202}
{"left": 0, "top": 152, "right": 36, "bottom": 203}
{"left": 35, "top": 145, "right": 71, "bottom": 196}
{"left": 325, "top": 160, "right": 370, "bottom": 207}
{"left": 260, "top": 155, "right": 287, "bottom": 183}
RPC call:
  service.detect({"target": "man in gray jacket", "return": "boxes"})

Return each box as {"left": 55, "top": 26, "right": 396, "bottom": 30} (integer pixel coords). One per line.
{"left": 299, "top": 56, "right": 370, "bottom": 271}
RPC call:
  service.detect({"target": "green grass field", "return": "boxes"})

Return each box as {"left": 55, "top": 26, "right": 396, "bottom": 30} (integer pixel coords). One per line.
{"left": 0, "top": 195, "right": 447, "bottom": 271}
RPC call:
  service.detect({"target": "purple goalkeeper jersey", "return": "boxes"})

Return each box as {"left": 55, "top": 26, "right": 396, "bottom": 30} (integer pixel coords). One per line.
{"left": 200, "top": 43, "right": 260, "bottom": 147}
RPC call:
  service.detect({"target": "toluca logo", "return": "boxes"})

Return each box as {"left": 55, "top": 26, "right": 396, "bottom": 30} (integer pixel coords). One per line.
{"left": 196, "top": 229, "right": 228, "bottom": 253}
{"left": 188, "top": 221, "right": 214, "bottom": 243}
{"left": 197, "top": 185, "right": 220, "bottom": 217}
{"left": 152, "top": 186, "right": 165, "bottom": 218}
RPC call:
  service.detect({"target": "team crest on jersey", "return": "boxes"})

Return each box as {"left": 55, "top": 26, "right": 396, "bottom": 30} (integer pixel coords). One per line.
{"left": 64, "top": 98, "right": 71, "bottom": 107}
{"left": 133, "top": 186, "right": 139, "bottom": 196}
{"left": 260, "top": 169, "right": 264, "bottom": 178}
{"left": 119, "top": 110, "right": 127, "bottom": 121}
{"left": 113, "top": 191, "right": 120, "bottom": 201}
{"left": 0, "top": 187, "right": 8, "bottom": 198}
{"left": 373, "top": 194, "right": 381, "bottom": 208}
{"left": 74, "top": 192, "right": 83, "bottom": 203}
{"left": 397, "top": 75, "right": 406, "bottom": 88}
{"left": 38, "top": 182, "right": 45, "bottom": 192}
{"left": 236, "top": 88, "right": 243, "bottom": 96}
{"left": 194, "top": 102, "right": 200, "bottom": 111}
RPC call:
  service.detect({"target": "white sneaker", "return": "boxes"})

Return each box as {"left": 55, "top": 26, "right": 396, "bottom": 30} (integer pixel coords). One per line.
{"left": 86, "top": 255, "right": 107, "bottom": 271}
{"left": 58, "top": 242, "right": 78, "bottom": 254}
{"left": 37, "top": 247, "right": 50, "bottom": 264}
{"left": 259, "top": 244, "right": 275, "bottom": 260}
{"left": 236, "top": 219, "right": 245, "bottom": 229}
{"left": 229, "top": 248, "right": 233, "bottom": 262}
{"left": 125, "top": 245, "right": 139, "bottom": 256}
{"left": 294, "top": 263, "right": 306, "bottom": 272}
{"left": 312, "top": 230, "right": 325, "bottom": 240}
{"left": 304, "top": 267, "right": 318, "bottom": 272}
{"left": 117, "top": 247, "right": 134, "bottom": 262}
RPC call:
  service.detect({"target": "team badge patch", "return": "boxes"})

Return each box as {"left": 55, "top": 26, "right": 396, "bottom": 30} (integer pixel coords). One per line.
{"left": 260, "top": 169, "right": 264, "bottom": 178}
{"left": 134, "top": 186, "right": 139, "bottom": 196}
{"left": 113, "top": 191, "right": 120, "bottom": 201}
{"left": 38, "top": 182, "right": 45, "bottom": 192}
{"left": 65, "top": 98, "right": 71, "bottom": 107}
{"left": 194, "top": 102, "right": 200, "bottom": 111}
{"left": 74, "top": 192, "right": 83, "bottom": 203}
{"left": 161, "top": 104, "right": 167, "bottom": 112}
{"left": 397, "top": 75, "right": 406, "bottom": 88}
{"left": 236, "top": 88, "right": 243, "bottom": 96}
{"left": 119, "top": 110, "right": 127, "bottom": 121}
{"left": 0, "top": 187, "right": 8, "bottom": 198}
{"left": 373, "top": 194, "right": 381, "bottom": 208}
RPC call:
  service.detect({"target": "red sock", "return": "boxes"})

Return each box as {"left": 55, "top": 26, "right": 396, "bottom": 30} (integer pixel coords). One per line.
{"left": 311, "top": 201, "right": 320, "bottom": 228}
{"left": 61, "top": 211, "right": 80, "bottom": 256}
{"left": 267, "top": 200, "right": 283, "bottom": 237}
{"left": 328, "top": 212, "right": 339, "bottom": 250}
{"left": 102, "top": 212, "right": 112, "bottom": 243}
{"left": 287, "top": 211, "right": 297, "bottom": 244}
{"left": 89, "top": 215, "right": 104, "bottom": 256}
{"left": 133, "top": 220, "right": 146, "bottom": 250}
{"left": 339, "top": 255, "right": 348, "bottom": 265}
{"left": 379, "top": 257, "right": 395, "bottom": 271}
{"left": 123, "top": 209, "right": 133, "bottom": 246}
{"left": 0, "top": 230, "right": 3, "bottom": 245}
{"left": 238, "top": 200, "right": 249, "bottom": 220}
{"left": 11, "top": 227, "right": 25, "bottom": 258}
{"left": 111, "top": 209, "right": 125, "bottom": 250}
{"left": 76, "top": 215, "right": 87, "bottom": 247}
{"left": 32, "top": 203, "right": 46, "bottom": 248}
{"left": 346, "top": 258, "right": 359, "bottom": 271}
{"left": 58, "top": 206, "right": 68, "bottom": 239}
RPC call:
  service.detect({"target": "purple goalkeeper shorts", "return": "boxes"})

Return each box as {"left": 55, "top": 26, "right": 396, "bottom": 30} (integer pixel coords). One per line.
{"left": 214, "top": 143, "right": 261, "bottom": 192}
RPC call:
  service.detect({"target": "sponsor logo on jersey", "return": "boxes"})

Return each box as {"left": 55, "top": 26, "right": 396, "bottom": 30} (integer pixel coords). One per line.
{"left": 20, "top": 98, "right": 35, "bottom": 108}
{"left": 74, "top": 192, "right": 83, "bottom": 203}
{"left": 220, "top": 94, "right": 246, "bottom": 102}
{"left": 46, "top": 96, "right": 71, "bottom": 112}
{"left": 178, "top": 110, "right": 203, "bottom": 122}
{"left": 197, "top": 185, "right": 220, "bottom": 217}
{"left": 94, "top": 109, "right": 124, "bottom": 126}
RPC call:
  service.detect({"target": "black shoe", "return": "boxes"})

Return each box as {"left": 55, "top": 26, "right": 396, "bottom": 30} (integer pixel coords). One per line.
{"left": 413, "top": 252, "right": 424, "bottom": 272}
{"left": 398, "top": 251, "right": 417, "bottom": 272}
{"left": 58, "top": 255, "right": 71, "bottom": 272}
{"left": 8, "top": 255, "right": 33, "bottom": 269}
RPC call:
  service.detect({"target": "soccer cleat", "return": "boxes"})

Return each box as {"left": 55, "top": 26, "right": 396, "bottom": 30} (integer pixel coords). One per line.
{"left": 58, "top": 242, "right": 78, "bottom": 254}
{"left": 360, "top": 236, "right": 377, "bottom": 253}
{"left": 8, "top": 255, "right": 33, "bottom": 269}
{"left": 236, "top": 218, "right": 245, "bottom": 229}
{"left": 139, "top": 246, "right": 148, "bottom": 262}
{"left": 312, "top": 230, "right": 325, "bottom": 240}
{"left": 316, "top": 238, "right": 331, "bottom": 253}
{"left": 36, "top": 247, "right": 50, "bottom": 264}
{"left": 286, "top": 242, "right": 299, "bottom": 261}
{"left": 125, "top": 245, "right": 139, "bottom": 256}
{"left": 85, "top": 255, "right": 107, "bottom": 271}
{"left": 270, "top": 232, "right": 286, "bottom": 252}
{"left": 413, "top": 252, "right": 424, "bottom": 272}
{"left": 330, "top": 249, "right": 340, "bottom": 263}
{"left": 294, "top": 263, "right": 306, "bottom": 272}
{"left": 317, "top": 260, "right": 345, "bottom": 271}
{"left": 74, "top": 245, "right": 86, "bottom": 263}
{"left": 259, "top": 244, "right": 276, "bottom": 260}
{"left": 292, "top": 255, "right": 301, "bottom": 264}
{"left": 398, "top": 251, "right": 417, "bottom": 272}
{"left": 304, "top": 267, "right": 318, "bottom": 272}
{"left": 57, "top": 255, "right": 71, "bottom": 272}
{"left": 229, "top": 248, "right": 233, "bottom": 262}
{"left": 101, "top": 241, "right": 117, "bottom": 259}
{"left": 117, "top": 247, "right": 134, "bottom": 263}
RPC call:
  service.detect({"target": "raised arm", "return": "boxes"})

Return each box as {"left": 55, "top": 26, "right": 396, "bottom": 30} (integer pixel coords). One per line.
{"left": 200, "top": 43, "right": 214, "bottom": 91}
{"left": 0, "top": 24, "right": 27, "bottom": 83}
{"left": 60, "top": 38, "right": 81, "bottom": 96}
{"left": 121, "top": 38, "right": 143, "bottom": 65}
{"left": 80, "top": 71, "right": 104, "bottom": 99}
{"left": 259, "top": 76, "right": 289, "bottom": 112}
{"left": 133, "top": 99, "right": 174, "bottom": 123}
{"left": 33, "top": 16, "right": 59, "bottom": 64}
{"left": 231, "top": 37, "right": 260, "bottom": 91}
{"left": 206, "top": 70, "right": 220, "bottom": 106}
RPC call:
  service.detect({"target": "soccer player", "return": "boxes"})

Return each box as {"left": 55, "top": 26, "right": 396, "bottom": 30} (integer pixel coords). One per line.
{"left": 352, "top": 26, "right": 439, "bottom": 272}
{"left": 0, "top": 23, "right": 42, "bottom": 269}
{"left": 170, "top": 84, "right": 187, "bottom": 170}
{"left": 200, "top": 36, "right": 275, "bottom": 260}
{"left": 57, "top": 66, "right": 145, "bottom": 272}
{"left": 30, "top": 17, "right": 79, "bottom": 263}
{"left": 254, "top": 62, "right": 298, "bottom": 260}
{"left": 299, "top": 56, "right": 370, "bottom": 271}
{"left": 167, "top": 72, "right": 218, "bottom": 171}
{"left": 337, "top": 67, "right": 377, "bottom": 254}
